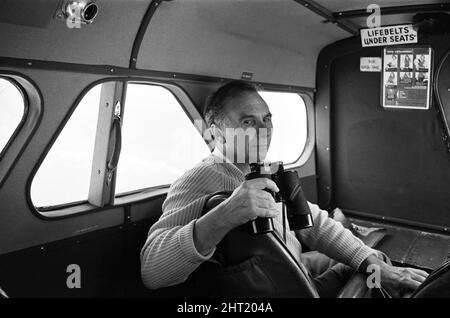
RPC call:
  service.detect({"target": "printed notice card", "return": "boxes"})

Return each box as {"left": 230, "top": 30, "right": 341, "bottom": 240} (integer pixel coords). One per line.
{"left": 382, "top": 46, "right": 433, "bottom": 109}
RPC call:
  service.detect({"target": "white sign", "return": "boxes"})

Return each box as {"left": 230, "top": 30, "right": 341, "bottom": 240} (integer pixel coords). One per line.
{"left": 360, "top": 57, "right": 382, "bottom": 72}
{"left": 361, "top": 24, "right": 417, "bottom": 47}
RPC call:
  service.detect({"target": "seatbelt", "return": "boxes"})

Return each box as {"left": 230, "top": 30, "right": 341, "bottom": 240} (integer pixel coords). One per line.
{"left": 434, "top": 51, "right": 450, "bottom": 159}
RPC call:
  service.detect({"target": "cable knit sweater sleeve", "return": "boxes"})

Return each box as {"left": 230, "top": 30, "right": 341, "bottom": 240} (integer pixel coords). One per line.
{"left": 140, "top": 161, "right": 237, "bottom": 290}
{"left": 296, "top": 202, "right": 377, "bottom": 270}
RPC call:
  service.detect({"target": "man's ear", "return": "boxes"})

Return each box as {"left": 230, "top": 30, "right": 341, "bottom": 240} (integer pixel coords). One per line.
{"left": 211, "top": 124, "right": 226, "bottom": 144}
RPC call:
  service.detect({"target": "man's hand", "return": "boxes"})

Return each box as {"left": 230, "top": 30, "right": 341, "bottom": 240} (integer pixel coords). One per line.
{"left": 361, "top": 254, "right": 429, "bottom": 297}
{"left": 193, "top": 178, "right": 279, "bottom": 256}
{"left": 220, "top": 178, "right": 280, "bottom": 230}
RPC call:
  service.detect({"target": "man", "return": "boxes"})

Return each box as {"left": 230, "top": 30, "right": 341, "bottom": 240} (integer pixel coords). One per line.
{"left": 141, "top": 80, "right": 428, "bottom": 297}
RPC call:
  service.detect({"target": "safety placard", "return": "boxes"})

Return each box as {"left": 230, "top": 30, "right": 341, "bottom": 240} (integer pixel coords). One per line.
{"left": 361, "top": 24, "right": 417, "bottom": 47}
{"left": 360, "top": 57, "right": 382, "bottom": 72}
{"left": 382, "top": 46, "right": 433, "bottom": 110}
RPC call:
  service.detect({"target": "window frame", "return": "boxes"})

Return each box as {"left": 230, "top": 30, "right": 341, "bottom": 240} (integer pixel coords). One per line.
{"left": 0, "top": 72, "right": 42, "bottom": 190}
{"left": 0, "top": 77, "right": 28, "bottom": 160}
{"left": 260, "top": 89, "right": 315, "bottom": 170}
{"left": 30, "top": 78, "right": 209, "bottom": 217}
{"left": 113, "top": 80, "right": 211, "bottom": 199}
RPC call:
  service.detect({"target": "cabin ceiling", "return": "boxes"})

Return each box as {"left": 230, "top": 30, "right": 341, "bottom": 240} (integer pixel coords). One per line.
{"left": 0, "top": 0, "right": 448, "bottom": 88}
{"left": 0, "top": 0, "right": 150, "bottom": 67}
{"left": 137, "top": 0, "right": 348, "bottom": 87}
{"left": 313, "top": 0, "right": 444, "bottom": 12}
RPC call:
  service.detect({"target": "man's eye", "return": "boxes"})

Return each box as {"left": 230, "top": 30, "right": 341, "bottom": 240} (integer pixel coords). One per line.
{"left": 264, "top": 116, "right": 272, "bottom": 122}
{"left": 243, "top": 119, "right": 255, "bottom": 126}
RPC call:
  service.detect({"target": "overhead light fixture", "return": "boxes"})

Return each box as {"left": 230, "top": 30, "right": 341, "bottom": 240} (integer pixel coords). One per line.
{"left": 55, "top": 1, "right": 99, "bottom": 26}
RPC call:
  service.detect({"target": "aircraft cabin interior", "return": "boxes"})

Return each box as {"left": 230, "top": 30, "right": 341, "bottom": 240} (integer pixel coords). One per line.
{"left": 0, "top": 0, "right": 450, "bottom": 299}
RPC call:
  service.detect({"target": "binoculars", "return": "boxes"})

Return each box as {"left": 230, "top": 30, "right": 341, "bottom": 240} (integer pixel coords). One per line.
{"left": 245, "top": 161, "right": 314, "bottom": 235}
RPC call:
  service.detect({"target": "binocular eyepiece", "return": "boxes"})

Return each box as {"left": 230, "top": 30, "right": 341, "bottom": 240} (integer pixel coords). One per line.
{"left": 245, "top": 161, "right": 314, "bottom": 235}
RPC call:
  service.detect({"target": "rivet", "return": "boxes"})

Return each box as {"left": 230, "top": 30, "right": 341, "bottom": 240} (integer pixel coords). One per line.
{"left": 326, "top": 147, "right": 330, "bottom": 151}
{"left": 97, "top": 169, "right": 101, "bottom": 174}
{"left": 27, "top": 62, "right": 33, "bottom": 66}
{"left": 110, "top": 68, "right": 114, "bottom": 73}
{"left": 324, "top": 105, "right": 328, "bottom": 110}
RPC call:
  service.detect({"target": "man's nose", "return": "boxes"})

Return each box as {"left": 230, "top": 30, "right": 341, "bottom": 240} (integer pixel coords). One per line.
{"left": 256, "top": 121, "right": 272, "bottom": 138}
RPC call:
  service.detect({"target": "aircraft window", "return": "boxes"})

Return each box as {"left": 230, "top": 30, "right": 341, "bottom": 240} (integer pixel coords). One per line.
{"left": 260, "top": 91, "right": 308, "bottom": 165}
{"left": 31, "top": 84, "right": 101, "bottom": 208}
{"left": 29, "top": 83, "right": 307, "bottom": 211}
{"left": 0, "top": 78, "right": 25, "bottom": 157}
{"left": 115, "top": 83, "right": 210, "bottom": 195}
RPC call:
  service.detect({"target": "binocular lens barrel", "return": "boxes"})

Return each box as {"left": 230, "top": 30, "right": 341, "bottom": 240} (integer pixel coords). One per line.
{"left": 245, "top": 162, "right": 314, "bottom": 234}
{"left": 249, "top": 217, "right": 274, "bottom": 235}
{"left": 278, "top": 171, "right": 314, "bottom": 230}
{"left": 245, "top": 170, "right": 274, "bottom": 235}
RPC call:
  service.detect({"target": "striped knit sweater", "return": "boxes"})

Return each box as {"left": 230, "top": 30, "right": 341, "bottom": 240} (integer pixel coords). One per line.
{"left": 140, "top": 154, "right": 376, "bottom": 290}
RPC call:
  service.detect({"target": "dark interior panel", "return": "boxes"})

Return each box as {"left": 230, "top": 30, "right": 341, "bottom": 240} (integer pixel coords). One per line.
{"left": 0, "top": 226, "right": 124, "bottom": 297}
{"left": 0, "top": 199, "right": 164, "bottom": 298}
{"left": 328, "top": 35, "right": 450, "bottom": 229}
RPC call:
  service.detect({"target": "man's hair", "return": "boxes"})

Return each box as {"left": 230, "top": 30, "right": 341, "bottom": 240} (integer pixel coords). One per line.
{"left": 203, "top": 80, "right": 259, "bottom": 127}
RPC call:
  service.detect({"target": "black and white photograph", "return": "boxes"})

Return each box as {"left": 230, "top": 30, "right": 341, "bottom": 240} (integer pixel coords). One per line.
{"left": 399, "top": 71, "right": 413, "bottom": 84}
{"left": 1, "top": 0, "right": 450, "bottom": 306}
{"left": 415, "top": 71, "right": 429, "bottom": 85}
{"left": 384, "top": 54, "right": 398, "bottom": 69}
{"left": 400, "top": 54, "right": 414, "bottom": 70}
{"left": 414, "top": 53, "right": 430, "bottom": 70}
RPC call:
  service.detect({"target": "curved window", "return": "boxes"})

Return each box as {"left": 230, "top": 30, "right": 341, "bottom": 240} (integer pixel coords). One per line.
{"left": 261, "top": 91, "right": 307, "bottom": 165}
{"left": 30, "top": 81, "right": 210, "bottom": 211}
{"left": 0, "top": 78, "right": 25, "bottom": 156}
{"left": 31, "top": 84, "right": 101, "bottom": 208}
{"left": 115, "top": 83, "right": 210, "bottom": 195}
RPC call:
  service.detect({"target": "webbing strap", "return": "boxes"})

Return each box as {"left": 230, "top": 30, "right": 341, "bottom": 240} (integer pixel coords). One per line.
{"left": 434, "top": 51, "right": 450, "bottom": 159}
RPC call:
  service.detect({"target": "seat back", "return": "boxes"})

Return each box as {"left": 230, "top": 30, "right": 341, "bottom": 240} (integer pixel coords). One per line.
{"left": 184, "top": 192, "right": 318, "bottom": 298}
{"left": 411, "top": 259, "right": 450, "bottom": 298}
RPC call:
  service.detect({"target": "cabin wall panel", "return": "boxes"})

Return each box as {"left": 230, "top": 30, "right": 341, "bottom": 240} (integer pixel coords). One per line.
{"left": 317, "top": 34, "right": 450, "bottom": 229}
{"left": 0, "top": 67, "right": 124, "bottom": 255}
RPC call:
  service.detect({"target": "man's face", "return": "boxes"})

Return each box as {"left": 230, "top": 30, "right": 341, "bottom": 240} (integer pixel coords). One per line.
{"left": 215, "top": 91, "right": 272, "bottom": 164}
